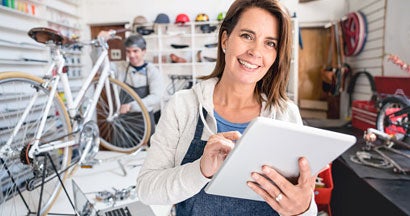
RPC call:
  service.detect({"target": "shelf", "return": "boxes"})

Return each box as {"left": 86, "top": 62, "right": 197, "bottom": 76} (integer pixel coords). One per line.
{"left": 0, "top": 59, "right": 48, "bottom": 66}
{"left": 47, "top": 19, "right": 80, "bottom": 30}
{"left": 58, "top": 0, "right": 79, "bottom": 6}
{"left": 0, "top": 39, "right": 46, "bottom": 51}
{"left": 0, "top": 23, "right": 31, "bottom": 33}
{"left": 0, "top": 5, "right": 44, "bottom": 20}
{"left": 46, "top": 3, "right": 80, "bottom": 18}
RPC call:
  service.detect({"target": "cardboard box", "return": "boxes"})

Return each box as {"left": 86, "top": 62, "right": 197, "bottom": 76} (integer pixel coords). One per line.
{"left": 351, "top": 100, "right": 378, "bottom": 131}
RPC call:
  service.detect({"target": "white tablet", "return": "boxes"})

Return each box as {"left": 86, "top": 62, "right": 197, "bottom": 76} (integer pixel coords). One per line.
{"left": 204, "top": 117, "right": 356, "bottom": 201}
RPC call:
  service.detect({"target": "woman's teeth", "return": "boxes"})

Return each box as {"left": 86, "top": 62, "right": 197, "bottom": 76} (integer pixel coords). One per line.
{"left": 239, "top": 59, "right": 258, "bottom": 69}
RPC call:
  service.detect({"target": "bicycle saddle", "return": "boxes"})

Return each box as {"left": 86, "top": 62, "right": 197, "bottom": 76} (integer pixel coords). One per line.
{"left": 28, "top": 27, "right": 67, "bottom": 45}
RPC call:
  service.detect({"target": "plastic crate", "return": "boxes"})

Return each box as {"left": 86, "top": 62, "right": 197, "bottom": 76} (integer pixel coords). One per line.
{"left": 314, "top": 165, "right": 333, "bottom": 205}
{"left": 351, "top": 100, "right": 378, "bottom": 131}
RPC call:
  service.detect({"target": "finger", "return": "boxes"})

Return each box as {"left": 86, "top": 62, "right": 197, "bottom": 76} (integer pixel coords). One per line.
{"left": 250, "top": 172, "right": 282, "bottom": 200}
{"left": 204, "top": 135, "right": 235, "bottom": 155}
{"left": 261, "top": 165, "right": 292, "bottom": 193}
{"left": 247, "top": 180, "right": 280, "bottom": 209}
{"left": 297, "top": 157, "right": 316, "bottom": 186}
{"left": 218, "top": 131, "right": 241, "bottom": 141}
{"left": 215, "top": 138, "right": 235, "bottom": 154}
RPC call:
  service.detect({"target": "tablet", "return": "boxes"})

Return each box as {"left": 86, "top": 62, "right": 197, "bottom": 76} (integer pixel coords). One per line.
{"left": 204, "top": 117, "right": 356, "bottom": 201}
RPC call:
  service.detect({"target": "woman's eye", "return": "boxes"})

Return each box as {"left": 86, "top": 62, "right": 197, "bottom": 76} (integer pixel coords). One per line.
{"left": 240, "top": 33, "right": 253, "bottom": 40}
{"left": 266, "top": 41, "right": 277, "bottom": 49}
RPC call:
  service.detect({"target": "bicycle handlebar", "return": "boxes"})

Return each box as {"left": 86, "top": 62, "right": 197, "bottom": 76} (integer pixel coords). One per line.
{"left": 366, "top": 128, "right": 410, "bottom": 150}
{"left": 63, "top": 28, "right": 131, "bottom": 50}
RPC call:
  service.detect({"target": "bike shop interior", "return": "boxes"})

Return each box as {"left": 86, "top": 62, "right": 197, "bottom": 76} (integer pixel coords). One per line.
{"left": 1, "top": 0, "right": 409, "bottom": 216}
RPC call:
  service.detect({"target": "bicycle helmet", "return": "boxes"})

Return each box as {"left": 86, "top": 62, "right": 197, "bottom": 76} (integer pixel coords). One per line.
{"left": 133, "top": 15, "right": 152, "bottom": 35}
{"left": 133, "top": 15, "right": 148, "bottom": 26}
{"left": 195, "top": 13, "right": 209, "bottom": 22}
{"left": 154, "top": 13, "right": 170, "bottom": 24}
{"left": 175, "top": 13, "right": 190, "bottom": 24}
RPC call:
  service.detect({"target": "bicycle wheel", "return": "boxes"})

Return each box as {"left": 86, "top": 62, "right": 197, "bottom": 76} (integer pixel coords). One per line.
{"left": 376, "top": 95, "right": 410, "bottom": 140}
{"left": 0, "top": 72, "right": 72, "bottom": 216}
{"left": 81, "top": 77, "right": 151, "bottom": 153}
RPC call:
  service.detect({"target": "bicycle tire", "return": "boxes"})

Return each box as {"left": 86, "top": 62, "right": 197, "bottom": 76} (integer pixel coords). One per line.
{"left": 0, "top": 72, "right": 72, "bottom": 216}
{"left": 81, "top": 77, "right": 151, "bottom": 153}
{"left": 376, "top": 95, "right": 410, "bottom": 140}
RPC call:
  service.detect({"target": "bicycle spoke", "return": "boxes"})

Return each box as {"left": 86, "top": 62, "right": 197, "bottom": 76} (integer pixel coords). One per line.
{"left": 0, "top": 73, "right": 72, "bottom": 216}
{"left": 82, "top": 78, "right": 150, "bottom": 152}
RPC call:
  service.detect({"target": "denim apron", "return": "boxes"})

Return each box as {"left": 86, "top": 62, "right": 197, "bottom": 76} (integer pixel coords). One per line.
{"left": 121, "top": 63, "right": 155, "bottom": 136}
{"left": 175, "top": 110, "right": 279, "bottom": 216}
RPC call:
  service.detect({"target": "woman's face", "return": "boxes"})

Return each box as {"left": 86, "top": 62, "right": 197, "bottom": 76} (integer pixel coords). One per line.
{"left": 126, "top": 46, "right": 145, "bottom": 67}
{"left": 221, "top": 7, "right": 279, "bottom": 85}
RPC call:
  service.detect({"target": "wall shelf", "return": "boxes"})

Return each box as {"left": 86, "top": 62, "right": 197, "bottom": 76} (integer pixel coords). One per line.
{"left": 0, "top": 5, "right": 44, "bottom": 20}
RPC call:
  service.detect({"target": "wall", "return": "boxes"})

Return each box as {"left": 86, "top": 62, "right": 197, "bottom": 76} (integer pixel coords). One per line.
{"left": 298, "top": 0, "right": 347, "bottom": 27}
{"left": 384, "top": 0, "right": 410, "bottom": 77}
{"left": 82, "top": 0, "right": 235, "bottom": 26}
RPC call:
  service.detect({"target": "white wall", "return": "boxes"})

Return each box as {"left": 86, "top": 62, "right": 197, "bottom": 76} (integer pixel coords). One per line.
{"left": 384, "top": 0, "right": 410, "bottom": 77}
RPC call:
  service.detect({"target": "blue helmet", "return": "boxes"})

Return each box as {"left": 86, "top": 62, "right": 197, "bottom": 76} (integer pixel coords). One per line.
{"left": 154, "top": 13, "right": 170, "bottom": 24}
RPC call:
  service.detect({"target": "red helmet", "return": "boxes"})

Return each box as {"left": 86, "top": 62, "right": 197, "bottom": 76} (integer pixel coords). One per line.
{"left": 175, "top": 13, "right": 190, "bottom": 24}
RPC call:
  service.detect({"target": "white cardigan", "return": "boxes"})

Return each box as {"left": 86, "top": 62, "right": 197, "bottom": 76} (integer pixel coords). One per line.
{"left": 136, "top": 78, "right": 317, "bottom": 215}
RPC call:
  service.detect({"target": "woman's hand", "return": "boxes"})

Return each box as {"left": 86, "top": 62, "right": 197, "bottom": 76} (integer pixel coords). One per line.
{"left": 247, "top": 157, "right": 316, "bottom": 216}
{"left": 200, "top": 131, "right": 241, "bottom": 178}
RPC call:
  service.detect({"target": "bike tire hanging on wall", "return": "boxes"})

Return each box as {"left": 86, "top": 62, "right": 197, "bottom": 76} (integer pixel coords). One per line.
{"left": 341, "top": 11, "right": 368, "bottom": 56}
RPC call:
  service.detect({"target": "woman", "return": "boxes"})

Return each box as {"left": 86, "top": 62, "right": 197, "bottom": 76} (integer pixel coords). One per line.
{"left": 136, "top": 0, "right": 317, "bottom": 215}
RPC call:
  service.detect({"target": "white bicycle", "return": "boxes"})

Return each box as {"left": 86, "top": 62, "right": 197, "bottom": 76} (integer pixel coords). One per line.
{"left": 0, "top": 27, "right": 151, "bottom": 215}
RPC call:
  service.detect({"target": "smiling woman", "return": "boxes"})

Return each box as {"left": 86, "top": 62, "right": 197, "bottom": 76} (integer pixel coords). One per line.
{"left": 135, "top": 1, "right": 318, "bottom": 216}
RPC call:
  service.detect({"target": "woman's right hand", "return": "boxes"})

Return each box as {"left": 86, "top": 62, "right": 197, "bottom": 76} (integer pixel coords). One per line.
{"left": 200, "top": 131, "right": 241, "bottom": 178}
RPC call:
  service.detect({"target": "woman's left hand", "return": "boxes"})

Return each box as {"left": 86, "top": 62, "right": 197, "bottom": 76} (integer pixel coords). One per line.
{"left": 247, "top": 157, "right": 316, "bottom": 216}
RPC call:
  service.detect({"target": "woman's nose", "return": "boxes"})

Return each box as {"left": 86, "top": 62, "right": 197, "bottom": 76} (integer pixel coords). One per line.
{"left": 247, "top": 42, "right": 263, "bottom": 58}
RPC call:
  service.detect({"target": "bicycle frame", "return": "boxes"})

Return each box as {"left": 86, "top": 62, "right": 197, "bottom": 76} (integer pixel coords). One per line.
{"left": 1, "top": 37, "right": 120, "bottom": 164}
{"left": 383, "top": 105, "right": 410, "bottom": 136}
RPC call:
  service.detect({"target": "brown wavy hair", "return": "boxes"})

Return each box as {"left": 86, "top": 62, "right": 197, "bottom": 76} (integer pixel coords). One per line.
{"left": 199, "top": 0, "right": 292, "bottom": 112}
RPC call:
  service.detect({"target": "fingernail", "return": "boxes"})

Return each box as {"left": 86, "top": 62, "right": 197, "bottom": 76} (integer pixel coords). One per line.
{"left": 251, "top": 172, "right": 259, "bottom": 180}
{"left": 262, "top": 166, "right": 270, "bottom": 174}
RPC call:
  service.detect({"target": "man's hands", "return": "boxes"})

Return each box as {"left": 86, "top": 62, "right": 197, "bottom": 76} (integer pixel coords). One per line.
{"left": 120, "top": 104, "right": 131, "bottom": 114}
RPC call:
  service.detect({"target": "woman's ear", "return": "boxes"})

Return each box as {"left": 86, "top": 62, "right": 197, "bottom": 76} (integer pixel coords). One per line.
{"left": 221, "top": 31, "right": 228, "bottom": 51}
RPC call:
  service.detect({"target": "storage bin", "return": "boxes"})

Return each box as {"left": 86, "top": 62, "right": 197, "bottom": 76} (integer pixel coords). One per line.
{"left": 314, "top": 165, "right": 334, "bottom": 205}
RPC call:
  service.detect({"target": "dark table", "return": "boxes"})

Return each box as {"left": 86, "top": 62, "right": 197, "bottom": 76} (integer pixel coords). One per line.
{"left": 327, "top": 126, "right": 410, "bottom": 216}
